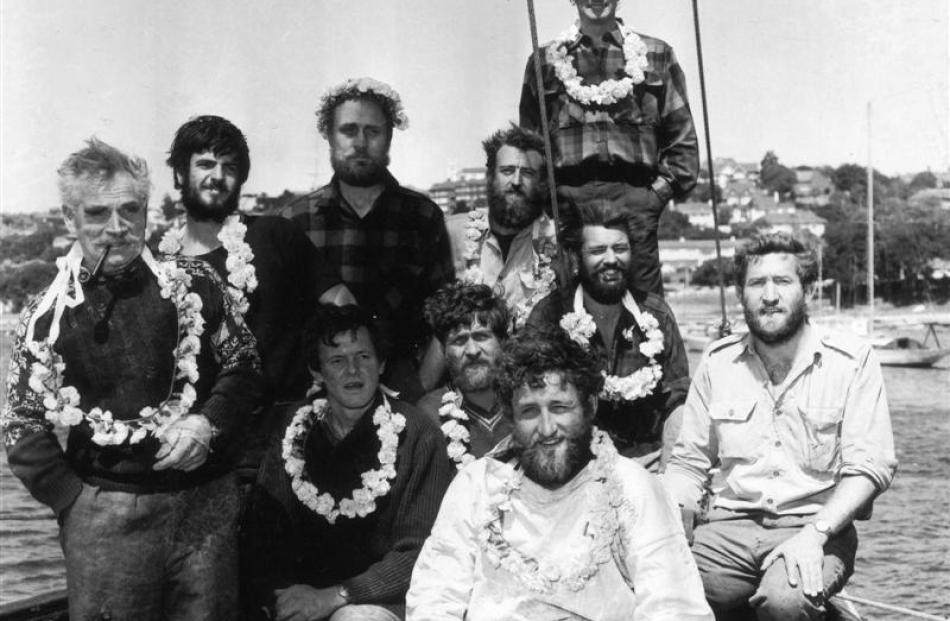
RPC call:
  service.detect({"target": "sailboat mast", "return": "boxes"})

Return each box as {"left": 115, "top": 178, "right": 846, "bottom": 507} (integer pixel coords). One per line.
{"left": 867, "top": 101, "right": 874, "bottom": 335}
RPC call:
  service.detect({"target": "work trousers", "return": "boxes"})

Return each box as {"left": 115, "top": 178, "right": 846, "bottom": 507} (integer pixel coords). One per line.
{"left": 59, "top": 474, "right": 240, "bottom": 620}
{"left": 690, "top": 511, "right": 857, "bottom": 621}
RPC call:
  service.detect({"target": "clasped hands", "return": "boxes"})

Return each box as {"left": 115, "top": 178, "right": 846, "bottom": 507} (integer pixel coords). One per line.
{"left": 153, "top": 414, "right": 215, "bottom": 471}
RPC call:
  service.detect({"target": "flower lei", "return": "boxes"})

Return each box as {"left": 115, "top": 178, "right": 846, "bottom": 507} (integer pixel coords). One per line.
{"left": 28, "top": 254, "right": 205, "bottom": 446}
{"left": 480, "top": 427, "right": 627, "bottom": 593}
{"left": 547, "top": 21, "right": 648, "bottom": 106}
{"left": 159, "top": 214, "right": 257, "bottom": 314}
{"left": 458, "top": 208, "right": 557, "bottom": 327}
{"left": 559, "top": 287, "right": 664, "bottom": 402}
{"left": 438, "top": 390, "right": 476, "bottom": 469}
{"left": 317, "top": 77, "right": 410, "bottom": 137}
{"left": 282, "top": 397, "right": 405, "bottom": 524}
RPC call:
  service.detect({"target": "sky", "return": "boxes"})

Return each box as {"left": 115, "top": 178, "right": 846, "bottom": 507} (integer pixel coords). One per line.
{"left": 2, "top": 0, "right": 948, "bottom": 214}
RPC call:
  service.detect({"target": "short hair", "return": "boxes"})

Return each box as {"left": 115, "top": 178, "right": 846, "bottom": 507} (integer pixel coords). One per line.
{"left": 733, "top": 232, "right": 819, "bottom": 293}
{"left": 302, "top": 304, "right": 387, "bottom": 369}
{"left": 166, "top": 115, "right": 250, "bottom": 188}
{"left": 424, "top": 282, "right": 511, "bottom": 345}
{"left": 315, "top": 77, "right": 409, "bottom": 139}
{"left": 494, "top": 326, "right": 604, "bottom": 419}
{"left": 558, "top": 187, "right": 635, "bottom": 254}
{"left": 57, "top": 137, "right": 150, "bottom": 209}
{"left": 482, "top": 124, "right": 546, "bottom": 175}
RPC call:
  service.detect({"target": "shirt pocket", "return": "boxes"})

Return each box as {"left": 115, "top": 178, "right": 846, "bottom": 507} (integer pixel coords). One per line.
{"left": 708, "top": 399, "right": 756, "bottom": 460}
{"left": 797, "top": 405, "right": 843, "bottom": 472}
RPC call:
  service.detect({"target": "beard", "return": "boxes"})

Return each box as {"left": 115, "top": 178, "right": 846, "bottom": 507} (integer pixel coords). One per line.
{"left": 743, "top": 298, "right": 808, "bottom": 345}
{"left": 487, "top": 179, "right": 543, "bottom": 231}
{"left": 449, "top": 357, "right": 493, "bottom": 392}
{"left": 579, "top": 260, "right": 629, "bottom": 304}
{"left": 332, "top": 149, "right": 390, "bottom": 187}
{"left": 514, "top": 425, "right": 593, "bottom": 489}
{"left": 181, "top": 181, "right": 240, "bottom": 223}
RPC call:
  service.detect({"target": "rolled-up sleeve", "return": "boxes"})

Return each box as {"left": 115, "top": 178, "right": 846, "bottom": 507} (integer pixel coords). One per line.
{"left": 662, "top": 356, "right": 715, "bottom": 511}
{"left": 838, "top": 346, "right": 897, "bottom": 490}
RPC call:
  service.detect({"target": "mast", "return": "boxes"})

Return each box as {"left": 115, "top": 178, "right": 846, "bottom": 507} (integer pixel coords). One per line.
{"left": 691, "top": 0, "right": 730, "bottom": 337}
{"left": 867, "top": 101, "right": 874, "bottom": 336}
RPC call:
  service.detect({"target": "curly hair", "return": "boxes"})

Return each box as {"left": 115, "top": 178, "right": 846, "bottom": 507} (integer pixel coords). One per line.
{"left": 557, "top": 185, "right": 634, "bottom": 254}
{"left": 166, "top": 115, "right": 250, "bottom": 188}
{"left": 302, "top": 304, "right": 387, "bottom": 369}
{"left": 494, "top": 326, "right": 604, "bottom": 419}
{"left": 315, "top": 77, "right": 408, "bottom": 139}
{"left": 482, "top": 124, "right": 546, "bottom": 174}
{"left": 58, "top": 137, "right": 150, "bottom": 209}
{"left": 424, "top": 282, "right": 510, "bottom": 345}
{"left": 734, "top": 232, "right": 818, "bottom": 293}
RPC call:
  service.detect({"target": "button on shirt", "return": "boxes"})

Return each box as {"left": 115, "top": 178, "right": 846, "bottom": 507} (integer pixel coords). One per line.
{"left": 664, "top": 325, "right": 897, "bottom": 516}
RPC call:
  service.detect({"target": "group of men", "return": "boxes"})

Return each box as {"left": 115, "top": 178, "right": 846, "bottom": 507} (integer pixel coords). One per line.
{"left": 2, "top": 1, "right": 897, "bottom": 619}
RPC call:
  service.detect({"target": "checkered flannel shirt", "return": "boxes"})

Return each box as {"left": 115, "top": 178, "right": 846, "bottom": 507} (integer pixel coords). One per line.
{"left": 281, "top": 173, "right": 454, "bottom": 354}
{"left": 519, "top": 22, "right": 699, "bottom": 202}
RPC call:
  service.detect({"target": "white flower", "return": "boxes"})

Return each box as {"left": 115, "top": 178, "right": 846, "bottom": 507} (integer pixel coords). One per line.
{"left": 559, "top": 312, "right": 597, "bottom": 347}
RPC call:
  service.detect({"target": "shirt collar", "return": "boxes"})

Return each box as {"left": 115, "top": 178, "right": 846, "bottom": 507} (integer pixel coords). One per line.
{"left": 737, "top": 321, "right": 824, "bottom": 367}
{"left": 569, "top": 19, "right": 625, "bottom": 51}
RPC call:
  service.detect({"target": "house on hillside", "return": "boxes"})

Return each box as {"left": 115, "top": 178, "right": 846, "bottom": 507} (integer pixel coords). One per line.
{"left": 759, "top": 209, "right": 826, "bottom": 238}
{"left": 659, "top": 237, "right": 744, "bottom": 282}
{"left": 427, "top": 167, "right": 487, "bottom": 214}
{"left": 672, "top": 201, "right": 716, "bottom": 229}
{"left": 793, "top": 168, "right": 833, "bottom": 206}
{"left": 908, "top": 188, "right": 950, "bottom": 210}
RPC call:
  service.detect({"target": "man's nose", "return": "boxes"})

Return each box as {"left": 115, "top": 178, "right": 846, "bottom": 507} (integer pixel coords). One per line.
{"left": 208, "top": 164, "right": 224, "bottom": 181}
{"left": 538, "top": 411, "right": 557, "bottom": 438}
{"left": 463, "top": 338, "right": 480, "bottom": 357}
{"left": 105, "top": 210, "right": 127, "bottom": 235}
{"left": 510, "top": 169, "right": 522, "bottom": 186}
{"left": 345, "top": 357, "right": 360, "bottom": 375}
{"left": 763, "top": 280, "right": 779, "bottom": 301}
{"left": 603, "top": 247, "right": 617, "bottom": 263}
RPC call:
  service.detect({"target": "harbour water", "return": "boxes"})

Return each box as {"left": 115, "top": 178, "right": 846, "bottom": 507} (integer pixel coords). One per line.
{"left": 1, "top": 348, "right": 948, "bottom": 618}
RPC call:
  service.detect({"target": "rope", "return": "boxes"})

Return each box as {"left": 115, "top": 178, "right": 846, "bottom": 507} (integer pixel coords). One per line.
{"left": 833, "top": 593, "right": 949, "bottom": 621}
{"left": 525, "top": 0, "right": 567, "bottom": 288}
{"left": 690, "top": 0, "right": 730, "bottom": 338}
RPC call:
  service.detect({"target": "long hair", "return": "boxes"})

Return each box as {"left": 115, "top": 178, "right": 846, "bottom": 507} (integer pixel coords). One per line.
{"left": 166, "top": 115, "right": 250, "bottom": 188}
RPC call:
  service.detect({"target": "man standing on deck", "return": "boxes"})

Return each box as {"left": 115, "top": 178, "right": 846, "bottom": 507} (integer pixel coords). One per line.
{"left": 519, "top": 0, "right": 699, "bottom": 296}
{"left": 447, "top": 125, "right": 558, "bottom": 327}
{"left": 664, "top": 232, "right": 898, "bottom": 619}
{"left": 2, "top": 138, "right": 262, "bottom": 619}
{"left": 406, "top": 327, "right": 713, "bottom": 620}
{"left": 526, "top": 189, "right": 689, "bottom": 469}
{"left": 161, "top": 115, "right": 352, "bottom": 483}
{"left": 282, "top": 77, "right": 454, "bottom": 402}
{"left": 241, "top": 305, "right": 453, "bottom": 621}
{"left": 417, "top": 282, "right": 513, "bottom": 468}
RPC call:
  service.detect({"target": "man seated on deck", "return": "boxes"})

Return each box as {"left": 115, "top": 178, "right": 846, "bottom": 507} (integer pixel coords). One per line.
{"left": 160, "top": 115, "right": 353, "bottom": 484}
{"left": 2, "top": 138, "right": 262, "bottom": 619}
{"left": 416, "top": 282, "right": 513, "bottom": 469}
{"left": 447, "top": 125, "right": 558, "bottom": 327}
{"left": 519, "top": 0, "right": 699, "bottom": 297}
{"left": 241, "top": 305, "right": 453, "bottom": 621}
{"left": 281, "top": 77, "right": 454, "bottom": 402}
{"left": 406, "top": 326, "right": 713, "bottom": 620}
{"left": 663, "top": 232, "right": 898, "bottom": 620}
{"left": 526, "top": 188, "right": 689, "bottom": 469}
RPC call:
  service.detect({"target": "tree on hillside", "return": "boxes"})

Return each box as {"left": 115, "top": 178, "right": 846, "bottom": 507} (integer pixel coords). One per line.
{"left": 759, "top": 151, "right": 797, "bottom": 198}
{"left": 690, "top": 257, "right": 735, "bottom": 287}
{"left": 658, "top": 209, "right": 691, "bottom": 240}
{"left": 907, "top": 171, "right": 938, "bottom": 194}
{"left": 830, "top": 164, "right": 894, "bottom": 206}
{"left": 0, "top": 261, "right": 59, "bottom": 312}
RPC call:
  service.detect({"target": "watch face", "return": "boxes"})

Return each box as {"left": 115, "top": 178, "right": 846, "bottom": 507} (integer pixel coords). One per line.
{"left": 814, "top": 520, "right": 831, "bottom": 534}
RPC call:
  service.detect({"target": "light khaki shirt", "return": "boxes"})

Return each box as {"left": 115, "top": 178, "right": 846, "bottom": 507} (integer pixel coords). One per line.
{"left": 664, "top": 324, "right": 897, "bottom": 515}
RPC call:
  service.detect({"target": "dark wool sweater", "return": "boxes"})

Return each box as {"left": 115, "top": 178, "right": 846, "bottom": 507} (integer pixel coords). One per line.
{"left": 241, "top": 396, "right": 453, "bottom": 619}
{"left": 2, "top": 256, "right": 262, "bottom": 514}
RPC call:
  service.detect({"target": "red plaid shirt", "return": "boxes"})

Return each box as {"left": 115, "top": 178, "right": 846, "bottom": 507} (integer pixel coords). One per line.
{"left": 520, "top": 23, "right": 698, "bottom": 202}
{"left": 281, "top": 173, "right": 454, "bottom": 354}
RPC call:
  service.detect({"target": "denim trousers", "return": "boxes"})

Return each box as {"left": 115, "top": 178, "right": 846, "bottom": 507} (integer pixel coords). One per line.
{"left": 59, "top": 473, "right": 240, "bottom": 620}
{"left": 690, "top": 511, "right": 857, "bottom": 621}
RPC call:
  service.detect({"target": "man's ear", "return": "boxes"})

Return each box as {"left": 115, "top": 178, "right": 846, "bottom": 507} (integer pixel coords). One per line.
{"left": 804, "top": 281, "right": 818, "bottom": 306}
{"left": 378, "top": 359, "right": 386, "bottom": 377}
{"left": 586, "top": 395, "right": 599, "bottom": 421}
{"left": 61, "top": 205, "right": 77, "bottom": 235}
{"left": 309, "top": 366, "right": 324, "bottom": 385}
{"left": 173, "top": 170, "right": 184, "bottom": 191}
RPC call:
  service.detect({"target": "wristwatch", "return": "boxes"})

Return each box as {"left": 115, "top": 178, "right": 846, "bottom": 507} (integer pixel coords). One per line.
{"left": 811, "top": 519, "right": 832, "bottom": 538}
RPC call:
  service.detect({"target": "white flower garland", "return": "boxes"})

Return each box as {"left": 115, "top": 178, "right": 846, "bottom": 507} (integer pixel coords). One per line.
{"left": 317, "top": 77, "right": 410, "bottom": 137}
{"left": 480, "top": 427, "right": 627, "bottom": 593}
{"left": 546, "top": 21, "right": 648, "bottom": 107}
{"left": 559, "top": 287, "right": 663, "bottom": 403}
{"left": 159, "top": 214, "right": 257, "bottom": 314}
{"left": 282, "top": 397, "right": 405, "bottom": 524}
{"left": 458, "top": 208, "right": 557, "bottom": 328}
{"left": 28, "top": 257, "right": 205, "bottom": 446}
{"left": 438, "top": 390, "right": 476, "bottom": 469}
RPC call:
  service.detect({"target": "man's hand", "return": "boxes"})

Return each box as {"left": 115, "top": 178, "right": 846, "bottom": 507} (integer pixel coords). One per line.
{"left": 274, "top": 584, "right": 345, "bottom": 621}
{"left": 153, "top": 414, "right": 214, "bottom": 472}
{"left": 761, "top": 525, "right": 828, "bottom": 597}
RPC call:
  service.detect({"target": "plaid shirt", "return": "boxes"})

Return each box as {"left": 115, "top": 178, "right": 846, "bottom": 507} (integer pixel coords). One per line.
{"left": 519, "top": 23, "right": 698, "bottom": 202}
{"left": 281, "top": 173, "right": 454, "bottom": 353}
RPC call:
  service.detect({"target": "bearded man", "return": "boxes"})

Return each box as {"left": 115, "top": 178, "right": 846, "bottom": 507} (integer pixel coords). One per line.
{"left": 664, "top": 233, "right": 897, "bottom": 620}
{"left": 241, "top": 305, "right": 453, "bottom": 621}
{"left": 519, "top": 0, "right": 699, "bottom": 296}
{"left": 406, "top": 327, "right": 712, "bottom": 620}
{"left": 446, "top": 125, "right": 558, "bottom": 326}
{"left": 282, "top": 78, "right": 454, "bottom": 401}
{"left": 161, "top": 115, "right": 351, "bottom": 482}
{"left": 526, "top": 188, "right": 689, "bottom": 469}
{"left": 2, "top": 138, "right": 261, "bottom": 619}
{"left": 417, "top": 282, "right": 513, "bottom": 468}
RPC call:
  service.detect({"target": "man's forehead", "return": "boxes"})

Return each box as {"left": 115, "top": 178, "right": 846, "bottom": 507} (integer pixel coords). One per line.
{"left": 75, "top": 173, "right": 143, "bottom": 206}
{"left": 514, "top": 371, "right": 579, "bottom": 401}
{"left": 191, "top": 149, "right": 237, "bottom": 164}
{"left": 333, "top": 98, "right": 388, "bottom": 126}
{"left": 448, "top": 317, "right": 493, "bottom": 336}
{"left": 496, "top": 145, "right": 542, "bottom": 168}
{"left": 581, "top": 224, "right": 629, "bottom": 245}
{"left": 747, "top": 252, "right": 798, "bottom": 273}
{"left": 321, "top": 327, "right": 375, "bottom": 352}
